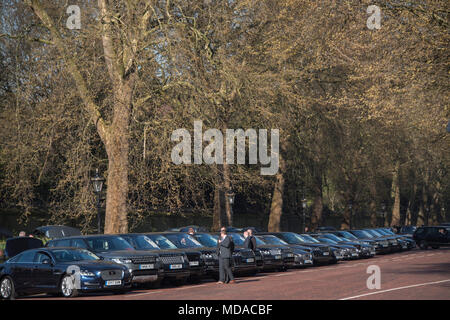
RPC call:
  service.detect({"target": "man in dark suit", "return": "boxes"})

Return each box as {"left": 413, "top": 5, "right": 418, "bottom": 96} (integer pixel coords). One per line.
{"left": 243, "top": 228, "right": 257, "bottom": 251}
{"left": 217, "top": 227, "right": 235, "bottom": 284}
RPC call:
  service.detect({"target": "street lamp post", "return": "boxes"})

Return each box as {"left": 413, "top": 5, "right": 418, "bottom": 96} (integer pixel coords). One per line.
{"left": 91, "top": 168, "right": 105, "bottom": 234}
{"left": 226, "top": 189, "right": 235, "bottom": 226}
{"left": 348, "top": 201, "right": 353, "bottom": 229}
{"left": 301, "top": 197, "right": 307, "bottom": 232}
{"left": 381, "top": 203, "right": 386, "bottom": 227}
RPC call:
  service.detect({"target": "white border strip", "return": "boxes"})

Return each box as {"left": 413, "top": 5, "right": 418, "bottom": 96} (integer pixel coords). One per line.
{"left": 339, "top": 279, "right": 450, "bottom": 300}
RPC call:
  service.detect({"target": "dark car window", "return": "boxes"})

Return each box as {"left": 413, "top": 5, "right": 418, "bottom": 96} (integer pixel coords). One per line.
{"left": 194, "top": 234, "right": 219, "bottom": 247}
{"left": 163, "top": 233, "right": 203, "bottom": 249}
{"left": 56, "top": 239, "right": 71, "bottom": 247}
{"left": 86, "top": 237, "right": 134, "bottom": 251}
{"left": 127, "top": 235, "right": 160, "bottom": 250}
{"left": 35, "top": 252, "right": 52, "bottom": 263}
{"left": 16, "top": 250, "right": 36, "bottom": 263}
{"left": 71, "top": 239, "right": 88, "bottom": 249}
{"left": 146, "top": 235, "right": 178, "bottom": 249}
{"left": 52, "top": 249, "right": 99, "bottom": 262}
{"left": 257, "top": 235, "right": 288, "bottom": 246}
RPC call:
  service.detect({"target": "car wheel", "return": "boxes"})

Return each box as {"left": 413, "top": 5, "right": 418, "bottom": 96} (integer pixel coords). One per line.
{"left": 172, "top": 278, "right": 188, "bottom": 286}
{"left": 0, "top": 276, "right": 16, "bottom": 300}
{"left": 419, "top": 241, "right": 428, "bottom": 250}
{"left": 60, "top": 274, "right": 78, "bottom": 298}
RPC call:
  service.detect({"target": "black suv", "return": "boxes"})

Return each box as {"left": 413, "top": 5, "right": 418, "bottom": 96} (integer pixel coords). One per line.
{"left": 46, "top": 235, "right": 163, "bottom": 286}
{"left": 192, "top": 232, "right": 258, "bottom": 278}
{"left": 413, "top": 226, "right": 450, "bottom": 249}
{"left": 144, "top": 233, "right": 206, "bottom": 282}
{"left": 119, "top": 233, "right": 190, "bottom": 285}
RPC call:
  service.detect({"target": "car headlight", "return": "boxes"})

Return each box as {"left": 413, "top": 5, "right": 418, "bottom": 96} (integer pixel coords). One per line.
{"left": 79, "top": 270, "right": 96, "bottom": 277}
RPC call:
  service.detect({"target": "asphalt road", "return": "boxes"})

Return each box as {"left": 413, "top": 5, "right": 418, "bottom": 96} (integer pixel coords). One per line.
{"left": 25, "top": 248, "right": 450, "bottom": 300}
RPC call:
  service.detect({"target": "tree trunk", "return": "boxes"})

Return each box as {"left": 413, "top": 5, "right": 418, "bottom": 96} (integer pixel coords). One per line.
{"left": 212, "top": 178, "right": 222, "bottom": 232}
{"left": 268, "top": 156, "right": 285, "bottom": 232}
{"left": 223, "top": 162, "right": 232, "bottom": 227}
{"left": 310, "top": 168, "right": 323, "bottom": 231}
{"left": 341, "top": 206, "right": 351, "bottom": 230}
{"left": 390, "top": 161, "right": 401, "bottom": 226}
{"left": 369, "top": 182, "right": 378, "bottom": 227}
{"left": 104, "top": 83, "right": 133, "bottom": 234}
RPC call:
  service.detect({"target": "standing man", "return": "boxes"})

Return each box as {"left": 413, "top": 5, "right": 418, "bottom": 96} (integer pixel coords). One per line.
{"left": 243, "top": 228, "right": 257, "bottom": 252}
{"left": 217, "top": 227, "right": 235, "bottom": 284}
{"left": 187, "top": 227, "right": 195, "bottom": 236}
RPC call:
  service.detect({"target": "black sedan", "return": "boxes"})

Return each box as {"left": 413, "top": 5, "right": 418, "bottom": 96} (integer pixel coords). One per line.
{"left": 193, "top": 233, "right": 258, "bottom": 278}
{"left": 0, "top": 247, "right": 131, "bottom": 299}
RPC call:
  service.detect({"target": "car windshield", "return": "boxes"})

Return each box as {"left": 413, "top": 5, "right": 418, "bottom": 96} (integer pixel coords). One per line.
{"left": 194, "top": 234, "right": 218, "bottom": 247}
{"left": 257, "top": 235, "right": 288, "bottom": 245}
{"left": 338, "top": 231, "right": 358, "bottom": 240}
{"left": 86, "top": 236, "right": 134, "bottom": 252}
{"left": 52, "top": 249, "right": 99, "bottom": 262}
{"left": 323, "top": 234, "right": 344, "bottom": 242}
{"left": 146, "top": 234, "right": 178, "bottom": 249}
{"left": 228, "top": 233, "right": 245, "bottom": 245}
{"left": 126, "top": 235, "right": 160, "bottom": 250}
{"left": 374, "top": 229, "right": 389, "bottom": 236}
{"left": 163, "top": 233, "right": 203, "bottom": 248}
{"left": 351, "top": 230, "right": 372, "bottom": 238}
{"left": 318, "top": 238, "right": 337, "bottom": 244}
{"left": 278, "top": 233, "right": 306, "bottom": 244}
{"left": 365, "top": 230, "right": 382, "bottom": 237}
{"left": 301, "top": 234, "right": 320, "bottom": 243}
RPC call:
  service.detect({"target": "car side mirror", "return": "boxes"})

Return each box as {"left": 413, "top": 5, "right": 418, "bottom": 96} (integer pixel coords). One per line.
{"left": 99, "top": 256, "right": 105, "bottom": 260}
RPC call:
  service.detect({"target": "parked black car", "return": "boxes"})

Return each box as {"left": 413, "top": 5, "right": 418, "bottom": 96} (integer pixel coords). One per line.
{"left": 345, "top": 230, "right": 391, "bottom": 254}
{"left": 119, "top": 233, "right": 190, "bottom": 285}
{"left": 255, "top": 234, "right": 313, "bottom": 267}
{"left": 413, "top": 226, "right": 450, "bottom": 249}
{"left": 259, "top": 232, "right": 336, "bottom": 265}
{"left": 309, "top": 234, "right": 361, "bottom": 260}
{"left": 46, "top": 235, "right": 163, "bottom": 287}
{"left": 145, "top": 233, "right": 206, "bottom": 281}
{"left": 193, "top": 232, "right": 258, "bottom": 277}
{"left": 225, "top": 232, "right": 288, "bottom": 271}
{"left": 373, "top": 228, "right": 415, "bottom": 249}
{"left": 316, "top": 233, "right": 376, "bottom": 258}
{"left": 363, "top": 229, "right": 404, "bottom": 252}
{"left": 0, "top": 247, "right": 131, "bottom": 299}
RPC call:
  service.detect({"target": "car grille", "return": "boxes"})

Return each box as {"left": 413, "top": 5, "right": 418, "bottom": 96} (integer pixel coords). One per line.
{"left": 312, "top": 249, "right": 322, "bottom": 257}
{"left": 133, "top": 270, "right": 157, "bottom": 276}
{"left": 239, "top": 250, "right": 254, "bottom": 258}
{"left": 130, "top": 256, "right": 156, "bottom": 264}
{"left": 101, "top": 270, "right": 123, "bottom": 280}
{"left": 186, "top": 253, "right": 201, "bottom": 265}
{"left": 160, "top": 254, "right": 184, "bottom": 264}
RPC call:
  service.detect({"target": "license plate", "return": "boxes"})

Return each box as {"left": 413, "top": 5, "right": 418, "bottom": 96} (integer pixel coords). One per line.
{"left": 287, "top": 254, "right": 294, "bottom": 257}
{"left": 275, "top": 255, "right": 281, "bottom": 259}
{"left": 170, "top": 264, "right": 182, "bottom": 269}
{"left": 323, "top": 252, "right": 329, "bottom": 255}
{"left": 383, "top": 244, "right": 388, "bottom": 247}
{"left": 352, "top": 253, "right": 358, "bottom": 256}
{"left": 370, "top": 251, "right": 376, "bottom": 255}
{"left": 139, "top": 264, "right": 154, "bottom": 270}
{"left": 106, "top": 280, "right": 121, "bottom": 286}
{"left": 305, "top": 260, "right": 313, "bottom": 264}
{"left": 189, "top": 261, "right": 199, "bottom": 266}
{"left": 246, "top": 258, "right": 254, "bottom": 263}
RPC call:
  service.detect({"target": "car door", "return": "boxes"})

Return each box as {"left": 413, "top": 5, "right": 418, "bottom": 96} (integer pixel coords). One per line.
{"left": 10, "top": 250, "right": 37, "bottom": 293}
{"left": 33, "top": 251, "right": 59, "bottom": 291}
